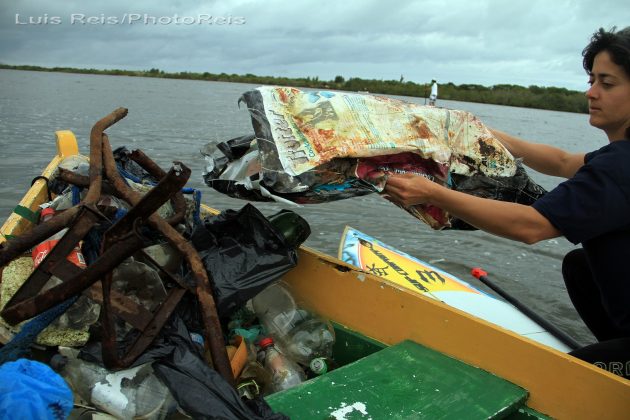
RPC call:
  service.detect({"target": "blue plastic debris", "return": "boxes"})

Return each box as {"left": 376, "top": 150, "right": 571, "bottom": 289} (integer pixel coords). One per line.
{"left": 0, "top": 358, "right": 73, "bottom": 420}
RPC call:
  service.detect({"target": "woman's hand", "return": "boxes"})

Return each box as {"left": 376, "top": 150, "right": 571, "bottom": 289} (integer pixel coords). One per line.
{"left": 382, "top": 173, "right": 439, "bottom": 207}
{"left": 383, "top": 171, "right": 560, "bottom": 244}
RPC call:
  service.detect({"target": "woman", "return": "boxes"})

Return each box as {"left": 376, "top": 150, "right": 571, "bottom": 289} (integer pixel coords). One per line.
{"left": 384, "top": 27, "right": 630, "bottom": 378}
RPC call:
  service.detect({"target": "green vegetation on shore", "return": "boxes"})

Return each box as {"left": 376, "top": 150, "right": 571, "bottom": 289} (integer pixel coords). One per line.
{"left": 0, "top": 64, "right": 588, "bottom": 113}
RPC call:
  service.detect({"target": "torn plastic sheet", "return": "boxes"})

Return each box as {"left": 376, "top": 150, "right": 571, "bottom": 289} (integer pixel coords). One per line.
{"left": 203, "top": 86, "right": 546, "bottom": 229}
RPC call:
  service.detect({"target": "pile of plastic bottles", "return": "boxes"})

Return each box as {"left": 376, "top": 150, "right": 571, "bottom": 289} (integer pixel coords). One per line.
{"left": 232, "top": 281, "right": 337, "bottom": 396}
{"left": 35, "top": 256, "right": 329, "bottom": 416}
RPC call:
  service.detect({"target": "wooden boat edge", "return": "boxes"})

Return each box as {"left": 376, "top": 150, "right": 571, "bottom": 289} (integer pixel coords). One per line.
{"left": 0, "top": 130, "right": 78, "bottom": 244}
{"left": 287, "top": 246, "right": 629, "bottom": 418}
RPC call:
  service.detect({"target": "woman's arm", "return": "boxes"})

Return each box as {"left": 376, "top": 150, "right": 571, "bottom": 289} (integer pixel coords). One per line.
{"left": 384, "top": 173, "right": 561, "bottom": 244}
{"left": 491, "top": 129, "right": 585, "bottom": 178}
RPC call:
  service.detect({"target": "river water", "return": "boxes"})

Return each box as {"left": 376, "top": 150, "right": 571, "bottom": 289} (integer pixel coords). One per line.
{"left": 0, "top": 69, "right": 604, "bottom": 344}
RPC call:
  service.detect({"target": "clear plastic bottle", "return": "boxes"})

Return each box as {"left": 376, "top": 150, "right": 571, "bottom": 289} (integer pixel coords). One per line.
{"left": 51, "top": 348, "right": 178, "bottom": 419}
{"left": 284, "top": 317, "right": 335, "bottom": 366}
{"left": 252, "top": 281, "right": 301, "bottom": 338}
{"left": 237, "top": 361, "right": 273, "bottom": 398}
{"left": 32, "top": 207, "right": 100, "bottom": 329}
{"left": 259, "top": 337, "right": 306, "bottom": 393}
{"left": 252, "top": 282, "right": 335, "bottom": 366}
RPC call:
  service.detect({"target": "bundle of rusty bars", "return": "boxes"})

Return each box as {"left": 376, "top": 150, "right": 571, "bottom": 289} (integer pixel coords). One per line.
{"left": 0, "top": 108, "right": 234, "bottom": 385}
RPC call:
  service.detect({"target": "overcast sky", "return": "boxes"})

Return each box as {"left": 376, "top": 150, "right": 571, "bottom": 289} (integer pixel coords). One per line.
{"left": 1, "top": 0, "right": 629, "bottom": 91}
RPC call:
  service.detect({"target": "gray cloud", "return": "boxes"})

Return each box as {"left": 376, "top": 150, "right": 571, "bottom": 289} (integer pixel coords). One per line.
{"left": 1, "top": 0, "right": 628, "bottom": 90}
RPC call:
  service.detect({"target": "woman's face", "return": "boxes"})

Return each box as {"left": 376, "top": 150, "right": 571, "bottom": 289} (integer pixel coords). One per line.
{"left": 586, "top": 51, "right": 630, "bottom": 141}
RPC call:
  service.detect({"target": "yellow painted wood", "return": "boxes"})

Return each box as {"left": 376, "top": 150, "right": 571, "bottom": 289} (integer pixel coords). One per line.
{"left": 0, "top": 131, "right": 78, "bottom": 244}
{"left": 282, "top": 248, "right": 630, "bottom": 419}
{"left": 55, "top": 130, "right": 80, "bottom": 157}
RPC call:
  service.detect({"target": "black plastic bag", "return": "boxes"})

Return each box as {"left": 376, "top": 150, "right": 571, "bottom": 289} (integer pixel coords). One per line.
{"left": 190, "top": 204, "right": 308, "bottom": 321}
{"left": 448, "top": 163, "right": 547, "bottom": 230}
{"left": 151, "top": 317, "right": 288, "bottom": 420}
{"left": 79, "top": 303, "right": 288, "bottom": 420}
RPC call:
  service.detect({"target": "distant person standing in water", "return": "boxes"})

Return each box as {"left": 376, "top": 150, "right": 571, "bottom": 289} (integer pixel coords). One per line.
{"left": 385, "top": 26, "right": 630, "bottom": 379}
{"left": 428, "top": 79, "right": 438, "bottom": 106}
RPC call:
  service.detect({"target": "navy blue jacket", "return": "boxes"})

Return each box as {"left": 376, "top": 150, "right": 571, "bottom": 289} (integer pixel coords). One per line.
{"left": 533, "top": 140, "right": 630, "bottom": 333}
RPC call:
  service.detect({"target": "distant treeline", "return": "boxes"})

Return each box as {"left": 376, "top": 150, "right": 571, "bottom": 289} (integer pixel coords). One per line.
{"left": 0, "top": 64, "right": 588, "bottom": 114}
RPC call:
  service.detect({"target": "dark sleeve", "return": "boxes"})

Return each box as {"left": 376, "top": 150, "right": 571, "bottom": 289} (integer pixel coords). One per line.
{"left": 584, "top": 150, "right": 594, "bottom": 163}
{"left": 532, "top": 157, "right": 630, "bottom": 244}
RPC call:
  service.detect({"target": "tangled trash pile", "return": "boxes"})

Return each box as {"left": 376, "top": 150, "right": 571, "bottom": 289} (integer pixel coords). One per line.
{"left": 0, "top": 109, "right": 333, "bottom": 419}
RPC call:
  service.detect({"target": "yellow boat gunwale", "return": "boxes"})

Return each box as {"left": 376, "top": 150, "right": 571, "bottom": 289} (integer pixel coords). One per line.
{"left": 1, "top": 131, "right": 628, "bottom": 419}
{"left": 0, "top": 130, "right": 78, "bottom": 244}
{"left": 286, "top": 248, "right": 630, "bottom": 418}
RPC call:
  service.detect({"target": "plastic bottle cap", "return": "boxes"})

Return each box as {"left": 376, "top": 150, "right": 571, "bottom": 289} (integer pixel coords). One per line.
{"left": 41, "top": 207, "right": 56, "bottom": 218}
{"left": 259, "top": 337, "right": 274, "bottom": 348}
{"left": 50, "top": 354, "right": 68, "bottom": 371}
{"left": 309, "top": 357, "right": 328, "bottom": 375}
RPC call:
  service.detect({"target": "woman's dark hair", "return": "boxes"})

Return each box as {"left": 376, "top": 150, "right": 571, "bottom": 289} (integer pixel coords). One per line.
{"left": 583, "top": 26, "right": 630, "bottom": 75}
{"left": 583, "top": 26, "right": 630, "bottom": 138}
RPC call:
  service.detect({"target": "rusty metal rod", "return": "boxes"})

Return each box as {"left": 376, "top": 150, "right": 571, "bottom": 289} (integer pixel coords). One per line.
{"left": 58, "top": 158, "right": 184, "bottom": 226}
{"left": 85, "top": 282, "right": 156, "bottom": 331}
{"left": 105, "top": 163, "right": 190, "bottom": 242}
{"left": 99, "top": 152, "right": 192, "bottom": 369}
{"left": 0, "top": 206, "right": 81, "bottom": 267}
{"left": 85, "top": 108, "right": 128, "bottom": 204}
{"left": 47, "top": 258, "right": 157, "bottom": 331}
{"left": 137, "top": 247, "right": 191, "bottom": 292}
{"left": 101, "top": 285, "right": 187, "bottom": 369}
{"left": 1, "top": 108, "right": 128, "bottom": 276}
{"left": 102, "top": 134, "right": 235, "bottom": 385}
{"left": 57, "top": 168, "right": 117, "bottom": 196}
{"left": 1, "top": 233, "right": 145, "bottom": 325}
{"left": 3, "top": 206, "right": 103, "bottom": 308}
{"left": 130, "top": 149, "right": 186, "bottom": 226}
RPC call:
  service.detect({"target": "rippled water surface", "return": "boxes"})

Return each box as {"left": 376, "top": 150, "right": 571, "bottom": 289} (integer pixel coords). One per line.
{"left": 0, "top": 69, "right": 606, "bottom": 344}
